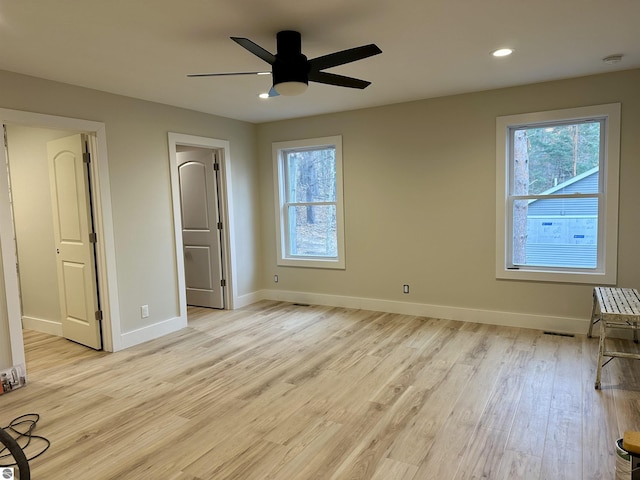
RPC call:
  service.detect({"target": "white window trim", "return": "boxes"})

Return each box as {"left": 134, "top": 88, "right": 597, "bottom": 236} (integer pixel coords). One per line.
{"left": 496, "top": 103, "right": 620, "bottom": 284}
{"left": 273, "top": 135, "right": 345, "bottom": 269}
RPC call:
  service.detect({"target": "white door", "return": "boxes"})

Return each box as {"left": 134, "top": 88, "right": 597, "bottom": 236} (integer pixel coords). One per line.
{"left": 47, "top": 134, "right": 102, "bottom": 349}
{"left": 177, "top": 148, "right": 224, "bottom": 309}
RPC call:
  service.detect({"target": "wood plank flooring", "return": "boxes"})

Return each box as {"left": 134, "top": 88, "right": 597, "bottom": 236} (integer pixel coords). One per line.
{"left": 3, "top": 301, "right": 640, "bottom": 479}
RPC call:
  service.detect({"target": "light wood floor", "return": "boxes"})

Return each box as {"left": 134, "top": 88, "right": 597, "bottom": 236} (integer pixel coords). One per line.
{"left": 3, "top": 301, "right": 640, "bottom": 479}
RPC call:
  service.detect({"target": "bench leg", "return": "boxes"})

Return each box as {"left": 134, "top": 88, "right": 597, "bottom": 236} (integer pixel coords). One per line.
{"left": 588, "top": 290, "right": 599, "bottom": 339}
{"left": 595, "top": 320, "right": 606, "bottom": 389}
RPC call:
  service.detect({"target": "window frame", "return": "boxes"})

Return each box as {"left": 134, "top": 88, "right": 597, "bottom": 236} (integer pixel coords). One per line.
{"left": 273, "top": 135, "right": 345, "bottom": 269}
{"left": 496, "top": 103, "right": 620, "bottom": 284}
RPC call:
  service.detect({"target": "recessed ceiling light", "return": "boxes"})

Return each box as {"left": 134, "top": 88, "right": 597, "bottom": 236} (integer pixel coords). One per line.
{"left": 258, "top": 93, "right": 269, "bottom": 99}
{"left": 492, "top": 48, "right": 513, "bottom": 57}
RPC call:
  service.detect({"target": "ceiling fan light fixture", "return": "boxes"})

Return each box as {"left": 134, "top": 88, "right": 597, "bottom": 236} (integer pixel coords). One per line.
{"left": 492, "top": 48, "right": 513, "bottom": 57}
{"left": 274, "top": 81, "right": 308, "bottom": 96}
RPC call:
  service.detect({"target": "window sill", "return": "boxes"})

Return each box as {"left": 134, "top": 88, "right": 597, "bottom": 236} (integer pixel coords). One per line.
{"left": 496, "top": 267, "right": 616, "bottom": 285}
{"left": 278, "top": 257, "right": 345, "bottom": 269}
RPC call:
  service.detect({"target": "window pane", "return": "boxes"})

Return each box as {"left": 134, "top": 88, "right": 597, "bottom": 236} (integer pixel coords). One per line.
{"left": 286, "top": 148, "right": 336, "bottom": 203}
{"left": 514, "top": 122, "right": 601, "bottom": 195}
{"left": 288, "top": 205, "right": 337, "bottom": 257}
{"left": 512, "top": 197, "right": 598, "bottom": 268}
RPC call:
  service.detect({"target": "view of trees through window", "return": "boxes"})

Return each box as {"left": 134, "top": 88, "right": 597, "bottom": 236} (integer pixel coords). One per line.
{"left": 512, "top": 121, "right": 601, "bottom": 267}
{"left": 285, "top": 146, "right": 337, "bottom": 257}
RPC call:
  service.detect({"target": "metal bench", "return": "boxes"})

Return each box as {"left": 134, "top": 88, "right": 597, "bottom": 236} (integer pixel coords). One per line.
{"left": 588, "top": 287, "right": 640, "bottom": 389}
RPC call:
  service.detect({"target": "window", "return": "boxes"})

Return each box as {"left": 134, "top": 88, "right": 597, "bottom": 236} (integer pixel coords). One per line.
{"left": 496, "top": 104, "right": 620, "bottom": 284}
{"left": 273, "top": 136, "right": 345, "bottom": 268}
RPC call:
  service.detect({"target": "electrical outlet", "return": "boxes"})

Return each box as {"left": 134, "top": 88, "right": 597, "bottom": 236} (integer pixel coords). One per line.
{"left": 403, "top": 284, "right": 410, "bottom": 294}
{"left": 274, "top": 275, "right": 279, "bottom": 283}
{"left": 141, "top": 304, "right": 149, "bottom": 318}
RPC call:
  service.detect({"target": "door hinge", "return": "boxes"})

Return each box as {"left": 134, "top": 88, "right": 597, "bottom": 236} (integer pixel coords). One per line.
{"left": 89, "top": 232, "right": 97, "bottom": 243}
{"left": 220, "top": 279, "right": 226, "bottom": 287}
{"left": 83, "top": 152, "right": 91, "bottom": 164}
{"left": 95, "top": 310, "right": 103, "bottom": 321}
{"left": 213, "top": 162, "right": 220, "bottom": 171}
{"left": 2, "top": 125, "right": 7, "bottom": 148}
{"left": 217, "top": 222, "right": 223, "bottom": 230}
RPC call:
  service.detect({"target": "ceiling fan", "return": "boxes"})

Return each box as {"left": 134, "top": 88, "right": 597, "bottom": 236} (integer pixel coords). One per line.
{"left": 188, "top": 30, "right": 382, "bottom": 97}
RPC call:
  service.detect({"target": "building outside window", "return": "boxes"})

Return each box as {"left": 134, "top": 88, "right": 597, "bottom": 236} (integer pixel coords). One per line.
{"left": 273, "top": 136, "right": 345, "bottom": 269}
{"left": 496, "top": 104, "right": 620, "bottom": 284}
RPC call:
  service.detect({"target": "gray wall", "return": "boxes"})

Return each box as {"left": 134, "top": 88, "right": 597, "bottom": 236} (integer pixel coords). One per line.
{"left": 257, "top": 69, "right": 640, "bottom": 325}
{"left": 2, "top": 66, "right": 640, "bottom": 370}
{"left": 0, "top": 68, "right": 260, "bottom": 368}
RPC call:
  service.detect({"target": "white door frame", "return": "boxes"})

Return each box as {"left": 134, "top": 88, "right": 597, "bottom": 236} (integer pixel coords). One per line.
{"left": 0, "top": 109, "right": 121, "bottom": 369}
{"left": 168, "top": 133, "right": 237, "bottom": 315}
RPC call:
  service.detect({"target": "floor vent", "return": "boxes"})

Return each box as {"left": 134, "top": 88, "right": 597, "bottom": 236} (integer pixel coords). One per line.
{"left": 543, "top": 331, "right": 575, "bottom": 337}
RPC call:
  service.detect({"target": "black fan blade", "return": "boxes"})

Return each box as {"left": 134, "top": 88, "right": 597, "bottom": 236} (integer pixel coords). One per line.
{"left": 187, "top": 71, "right": 269, "bottom": 77}
{"left": 308, "top": 71, "right": 371, "bottom": 89}
{"left": 309, "top": 44, "right": 381, "bottom": 72}
{"left": 231, "top": 37, "right": 276, "bottom": 65}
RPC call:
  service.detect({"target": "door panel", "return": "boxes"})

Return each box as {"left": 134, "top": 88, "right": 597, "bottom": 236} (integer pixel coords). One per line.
{"left": 177, "top": 148, "right": 224, "bottom": 309}
{"left": 54, "top": 154, "right": 83, "bottom": 241}
{"left": 180, "top": 162, "right": 209, "bottom": 228}
{"left": 62, "top": 262, "right": 88, "bottom": 318}
{"left": 48, "top": 134, "right": 102, "bottom": 349}
{"left": 184, "top": 246, "right": 213, "bottom": 288}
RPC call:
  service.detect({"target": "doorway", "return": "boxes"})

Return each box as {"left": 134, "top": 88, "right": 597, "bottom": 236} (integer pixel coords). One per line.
{"left": 5, "top": 127, "right": 102, "bottom": 349}
{"left": 168, "top": 133, "right": 237, "bottom": 316}
{"left": 177, "top": 146, "right": 225, "bottom": 309}
{"left": 0, "top": 109, "right": 120, "bottom": 378}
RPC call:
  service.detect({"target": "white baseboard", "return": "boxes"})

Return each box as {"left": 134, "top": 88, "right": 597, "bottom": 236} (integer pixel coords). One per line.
{"left": 255, "top": 289, "right": 589, "bottom": 335}
{"left": 233, "top": 290, "right": 265, "bottom": 309}
{"left": 22, "top": 315, "right": 188, "bottom": 351}
{"left": 21, "top": 316, "right": 63, "bottom": 336}
{"left": 119, "top": 315, "right": 187, "bottom": 350}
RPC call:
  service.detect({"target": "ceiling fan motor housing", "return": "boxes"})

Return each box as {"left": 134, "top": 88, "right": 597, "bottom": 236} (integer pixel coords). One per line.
{"left": 273, "top": 30, "right": 309, "bottom": 86}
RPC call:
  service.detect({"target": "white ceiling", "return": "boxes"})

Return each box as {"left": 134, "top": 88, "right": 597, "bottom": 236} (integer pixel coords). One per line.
{"left": 0, "top": 0, "right": 638, "bottom": 123}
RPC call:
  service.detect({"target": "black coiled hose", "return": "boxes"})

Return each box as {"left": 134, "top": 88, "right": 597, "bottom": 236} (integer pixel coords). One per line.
{"left": 0, "top": 427, "right": 29, "bottom": 480}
